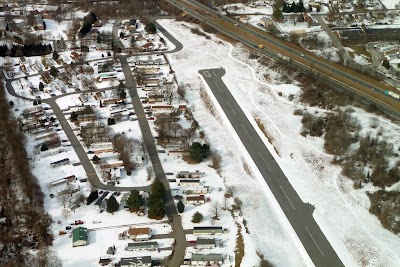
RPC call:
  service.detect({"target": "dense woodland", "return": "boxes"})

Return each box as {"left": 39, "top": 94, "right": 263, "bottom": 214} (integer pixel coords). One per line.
{"left": 0, "top": 81, "right": 53, "bottom": 266}
{"left": 0, "top": 43, "right": 52, "bottom": 57}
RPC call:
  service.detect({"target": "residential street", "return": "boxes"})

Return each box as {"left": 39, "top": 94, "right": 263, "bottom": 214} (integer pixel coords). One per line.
{"left": 112, "top": 19, "right": 186, "bottom": 266}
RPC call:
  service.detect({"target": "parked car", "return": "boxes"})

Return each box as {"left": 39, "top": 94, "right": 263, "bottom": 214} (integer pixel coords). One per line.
{"left": 66, "top": 226, "right": 72, "bottom": 230}
{"left": 49, "top": 194, "right": 54, "bottom": 198}
{"left": 93, "top": 220, "right": 102, "bottom": 224}
{"left": 59, "top": 230, "right": 67, "bottom": 235}
{"left": 79, "top": 178, "right": 88, "bottom": 183}
{"left": 71, "top": 220, "right": 84, "bottom": 225}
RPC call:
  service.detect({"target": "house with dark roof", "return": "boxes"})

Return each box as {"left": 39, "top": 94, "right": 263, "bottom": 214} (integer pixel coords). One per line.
{"left": 193, "top": 226, "right": 225, "bottom": 235}
{"left": 195, "top": 238, "right": 217, "bottom": 249}
{"left": 72, "top": 227, "right": 88, "bottom": 247}
{"left": 119, "top": 256, "right": 152, "bottom": 267}
{"left": 186, "top": 195, "right": 206, "bottom": 205}
{"left": 125, "top": 241, "right": 158, "bottom": 251}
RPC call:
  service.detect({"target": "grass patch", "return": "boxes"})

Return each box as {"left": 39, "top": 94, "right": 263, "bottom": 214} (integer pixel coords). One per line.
{"left": 234, "top": 223, "right": 245, "bottom": 267}
{"left": 347, "top": 45, "right": 371, "bottom": 62}
{"left": 254, "top": 116, "right": 280, "bottom": 156}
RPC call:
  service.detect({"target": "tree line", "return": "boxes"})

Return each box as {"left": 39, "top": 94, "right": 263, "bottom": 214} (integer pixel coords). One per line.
{"left": 0, "top": 80, "right": 53, "bottom": 266}
{"left": 0, "top": 43, "right": 52, "bottom": 57}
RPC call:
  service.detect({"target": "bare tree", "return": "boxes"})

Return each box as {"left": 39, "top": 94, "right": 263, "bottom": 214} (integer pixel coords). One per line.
{"left": 177, "top": 83, "right": 186, "bottom": 101}
{"left": 57, "top": 184, "right": 74, "bottom": 208}
{"left": 165, "top": 84, "right": 174, "bottom": 104}
{"left": 30, "top": 248, "right": 63, "bottom": 267}
{"left": 234, "top": 197, "right": 243, "bottom": 210}
{"left": 211, "top": 201, "right": 221, "bottom": 220}
{"left": 146, "top": 166, "right": 154, "bottom": 181}
{"left": 226, "top": 186, "right": 235, "bottom": 198}
{"left": 62, "top": 208, "right": 70, "bottom": 219}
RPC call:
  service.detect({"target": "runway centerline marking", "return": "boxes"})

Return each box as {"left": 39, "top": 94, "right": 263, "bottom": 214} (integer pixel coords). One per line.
{"left": 214, "top": 81, "right": 223, "bottom": 92}
{"left": 258, "top": 152, "right": 271, "bottom": 172}
{"left": 241, "top": 124, "right": 253, "bottom": 141}
{"left": 306, "top": 226, "right": 325, "bottom": 256}
{"left": 280, "top": 185, "right": 296, "bottom": 210}
{"left": 227, "top": 101, "right": 236, "bottom": 115}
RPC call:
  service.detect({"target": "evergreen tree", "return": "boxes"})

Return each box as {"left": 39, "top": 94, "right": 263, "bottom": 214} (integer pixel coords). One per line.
{"left": 9, "top": 100, "right": 14, "bottom": 107}
{"left": 126, "top": 190, "right": 144, "bottom": 210}
{"left": 70, "top": 111, "right": 78, "bottom": 121}
{"left": 192, "top": 211, "right": 203, "bottom": 223}
{"left": 293, "top": 2, "right": 300, "bottom": 13}
{"left": 119, "top": 89, "right": 126, "bottom": 99}
{"left": 106, "top": 196, "right": 119, "bottom": 213}
{"left": 50, "top": 66, "right": 58, "bottom": 77}
{"left": 53, "top": 50, "right": 59, "bottom": 60}
{"left": 107, "top": 117, "right": 116, "bottom": 125}
{"left": 177, "top": 200, "right": 185, "bottom": 213}
{"left": 39, "top": 82, "right": 44, "bottom": 91}
{"left": 33, "top": 100, "right": 38, "bottom": 106}
{"left": 290, "top": 2, "right": 296, "bottom": 12}
{"left": 383, "top": 60, "right": 390, "bottom": 70}
{"left": 151, "top": 179, "right": 166, "bottom": 199}
{"left": 40, "top": 144, "right": 48, "bottom": 151}
{"left": 92, "top": 155, "right": 100, "bottom": 163}
{"left": 145, "top": 22, "right": 156, "bottom": 34}
{"left": 299, "top": 0, "right": 304, "bottom": 12}
{"left": 97, "top": 35, "right": 102, "bottom": 43}
{"left": 282, "top": 2, "right": 289, "bottom": 13}
{"left": 273, "top": 8, "right": 284, "bottom": 21}
{"left": 148, "top": 198, "right": 165, "bottom": 219}
{"left": 189, "top": 142, "right": 210, "bottom": 163}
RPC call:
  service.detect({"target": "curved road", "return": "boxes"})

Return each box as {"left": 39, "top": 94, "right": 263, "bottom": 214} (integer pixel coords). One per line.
{"left": 3, "top": 19, "right": 186, "bottom": 266}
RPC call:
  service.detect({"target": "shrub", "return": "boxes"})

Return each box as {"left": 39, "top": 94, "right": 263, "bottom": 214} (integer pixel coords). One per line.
{"left": 192, "top": 211, "right": 203, "bottom": 223}
{"left": 177, "top": 200, "right": 185, "bottom": 213}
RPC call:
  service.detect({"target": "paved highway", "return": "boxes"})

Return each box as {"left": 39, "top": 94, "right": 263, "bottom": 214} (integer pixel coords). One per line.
{"left": 199, "top": 68, "right": 343, "bottom": 267}
{"left": 168, "top": 0, "right": 400, "bottom": 119}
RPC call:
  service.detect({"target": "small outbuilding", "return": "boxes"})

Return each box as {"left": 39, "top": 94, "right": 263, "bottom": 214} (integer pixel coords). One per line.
{"left": 259, "top": 17, "right": 273, "bottom": 28}
{"left": 72, "top": 227, "right": 88, "bottom": 247}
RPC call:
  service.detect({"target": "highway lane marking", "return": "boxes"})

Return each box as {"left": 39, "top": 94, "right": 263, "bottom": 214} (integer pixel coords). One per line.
{"left": 241, "top": 124, "right": 253, "bottom": 141}
{"left": 214, "top": 81, "right": 223, "bottom": 93}
{"left": 305, "top": 226, "right": 325, "bottom": 256}
{"left": 280, "top": 185, "right": 295, "bottom": 211}
{"left": 258, "top": 152, "right": 271, "bottom": 172}
{"left": 227, "top": 101, "right": 236, "bottom": 115}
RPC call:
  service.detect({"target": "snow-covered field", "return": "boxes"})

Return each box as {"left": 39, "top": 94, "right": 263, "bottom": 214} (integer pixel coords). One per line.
{"left": 381, "top": 0, "right": 400, "bottom": 9}
{"left": 157, "top": 19, "right": 400, "bottom": 267}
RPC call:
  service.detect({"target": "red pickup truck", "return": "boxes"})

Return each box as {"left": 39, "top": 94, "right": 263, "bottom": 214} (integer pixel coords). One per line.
{"left": 71, "top": 220, "right": 84, "bottom": 225}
